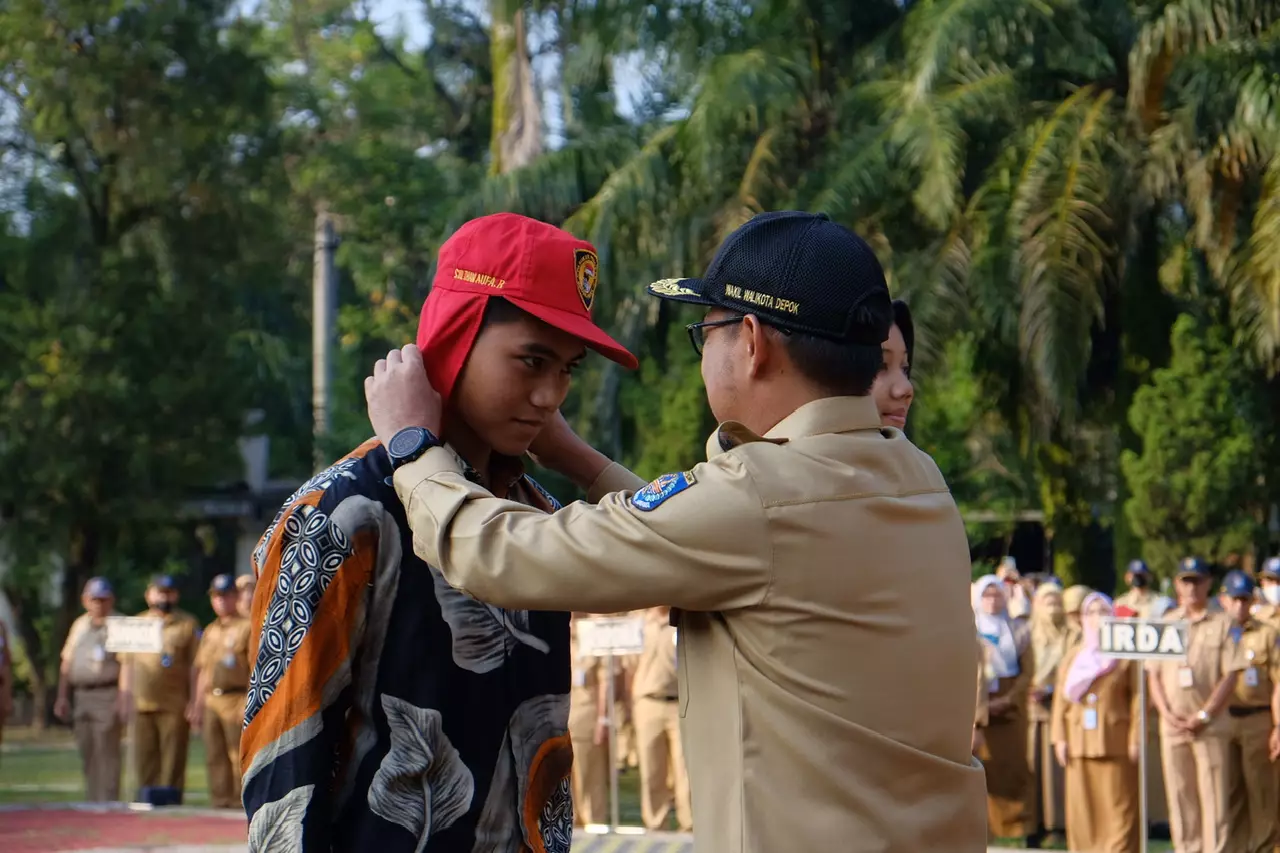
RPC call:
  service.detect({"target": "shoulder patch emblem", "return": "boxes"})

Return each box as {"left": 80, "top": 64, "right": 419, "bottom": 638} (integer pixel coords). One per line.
{"left": 574, "top": 249, "right": 598, "bottom": 312}
{"left": 631, "top": 470, "right": 697, "bottom": 512}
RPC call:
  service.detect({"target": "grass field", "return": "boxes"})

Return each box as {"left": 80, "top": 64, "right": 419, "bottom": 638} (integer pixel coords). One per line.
{"left": 0, "top": 726, "right": 649, "bottom": 825}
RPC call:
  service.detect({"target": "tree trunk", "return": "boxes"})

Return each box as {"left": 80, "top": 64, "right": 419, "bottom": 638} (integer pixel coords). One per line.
{"left": 4, "top": 582, "right": 49, "bottom": 729}
{"left": 490, "top": 0, "right": 543, "bottom": 175}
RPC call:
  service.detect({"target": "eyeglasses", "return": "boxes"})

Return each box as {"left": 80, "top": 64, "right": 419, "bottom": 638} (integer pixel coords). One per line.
{"left": 685, "top": 316, "right": 791, "bottom": 355}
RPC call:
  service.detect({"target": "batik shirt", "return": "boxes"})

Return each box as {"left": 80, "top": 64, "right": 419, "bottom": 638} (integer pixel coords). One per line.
{"left": 240, "top": 439, "right": 573, "bottom": 853}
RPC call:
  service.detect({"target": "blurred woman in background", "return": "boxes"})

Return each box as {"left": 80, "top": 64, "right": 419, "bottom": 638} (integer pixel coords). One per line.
{"left": 872, "top": 299, "right": 913, "bottom": 430}
{"left": 974, "top": 574, "right": 1035, "bottom": 844}
{"left": 1028, "top": 583, "right": 1069, "bottom": 845}
{"left": 1051, "top": 592, "right": 1141, "bottom": 853}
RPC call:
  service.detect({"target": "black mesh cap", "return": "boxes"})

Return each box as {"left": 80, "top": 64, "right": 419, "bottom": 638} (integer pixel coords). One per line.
{"left": 647, "top": 211, "right": 892, "bottom": 344}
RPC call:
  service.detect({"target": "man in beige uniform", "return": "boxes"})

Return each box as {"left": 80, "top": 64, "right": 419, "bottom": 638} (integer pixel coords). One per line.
{"left": 568, "top": 612, "right": 610, "bottom": 826}
{"left": 53, "top": 577, "right": 123, "bottom": 801}
{"left": 1116, "top": 559, "right": 1159, "bottom": 617}
{"left": 633, "top": 606, "right": 692, "bottom": 832}
{"left": 1148, "top": 558, "right": 1245, "bottom": 853}
{"left": 367, "top": 211, "right": 989, "bottom": 852}
{"left": 119, "top": 574, "right": 201, "bottom": 803}
{"left": 190, "top": 574, "right": 251, "bottom": 808}
{"left": 1220, "top": 570, "right": 1280, "bottom": 853}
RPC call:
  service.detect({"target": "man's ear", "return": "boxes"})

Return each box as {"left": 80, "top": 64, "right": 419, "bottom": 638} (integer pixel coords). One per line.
{"left": 740, "top": 314, "right": 772, "bottom": 378}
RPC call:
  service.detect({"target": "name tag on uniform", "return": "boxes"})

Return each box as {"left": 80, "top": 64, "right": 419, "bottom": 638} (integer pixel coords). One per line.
{"left": 221, "top": 654, "right": 237, "bottom": 668}
{"left": 1178, "top": 667, "right": 1194, "bottom": 689}
{"left": 91, "top": 645, "right": 106, "bottom": 663}
{"left": 1083, "top": 708, "right": 1099, "bottom": 730}
{"left": 573, "top": 668, "right": 586, "bottom": 688}
{"left": 1246, "top": 667, "right": 1260, "bottom": 688}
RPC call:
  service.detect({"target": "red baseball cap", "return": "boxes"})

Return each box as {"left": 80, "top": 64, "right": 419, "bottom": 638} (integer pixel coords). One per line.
{"left": 426, "top": 213, "right": 638, "bottom": 370}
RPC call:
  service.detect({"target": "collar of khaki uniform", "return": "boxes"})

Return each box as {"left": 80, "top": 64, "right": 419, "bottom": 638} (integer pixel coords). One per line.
{"left": 706, "top": 395, "right": 884, "bottom": 458}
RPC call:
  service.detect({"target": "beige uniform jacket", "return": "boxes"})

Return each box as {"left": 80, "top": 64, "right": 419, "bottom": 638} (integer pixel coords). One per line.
{"left": 394, "top": 395, "right": 989, "bottom": 853}
{"left": 62, "top": 612, "right": 123, "bottom": 688}
{"left": 196, "top": 616, "right": 252, "bottom": 694}
{"left": 124, "top": 609, "right": 201, "bottom": 714}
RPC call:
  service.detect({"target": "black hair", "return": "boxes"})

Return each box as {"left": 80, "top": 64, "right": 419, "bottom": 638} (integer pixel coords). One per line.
{"left": 892, "top": 299, "right": 914, "bottom": 364}
{"left": 777, "top": 333, "right": 882, "bottom": 396}
{"left": 479, "top": 296, "right": 529, "bottom": 328}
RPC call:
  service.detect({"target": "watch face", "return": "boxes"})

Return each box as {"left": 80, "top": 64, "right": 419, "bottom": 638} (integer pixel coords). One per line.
{"left": 388, "top": 428, "right": 425, "bottom": 459}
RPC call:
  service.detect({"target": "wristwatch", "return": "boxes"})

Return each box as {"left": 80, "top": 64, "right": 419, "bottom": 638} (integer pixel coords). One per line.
{"left": 386, "top": 426, "right": 441, "bottom": 470}
{"left": 1196, "top": 708, "right": 1212, "bottom": 725}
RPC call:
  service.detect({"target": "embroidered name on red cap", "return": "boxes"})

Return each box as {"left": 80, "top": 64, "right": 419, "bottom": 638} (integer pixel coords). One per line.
{"left": 454, "top": 268, "right": 506, "bottom": 289}
{"left": 574, "top": 249, "right": 598, "bottom": 311}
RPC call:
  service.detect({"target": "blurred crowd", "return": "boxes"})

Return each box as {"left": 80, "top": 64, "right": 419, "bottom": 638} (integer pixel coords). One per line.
{"left": 48, "top": 572, "right": 256, "bottom": 807}
{"left": 569, "top": 606, "right": 692, "bottom": 833}
{"left": 975, "top": 556, "right": 1280, "bottom": 853}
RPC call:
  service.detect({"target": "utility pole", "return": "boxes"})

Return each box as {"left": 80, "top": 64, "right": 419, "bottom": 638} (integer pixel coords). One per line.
{"left": 312, "top": 209, "right": 338, "bottom": 471}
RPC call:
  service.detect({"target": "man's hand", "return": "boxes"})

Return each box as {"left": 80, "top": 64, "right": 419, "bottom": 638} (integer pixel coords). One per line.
{"left": 186, "top": 700, "right": 203, "bottom": 728}
{"left": 54, "top": 695, "right": 71, "bottom": 722}
{"left": 364, "top": 344, "right": 443, "bottom": 447}
{"left": 971, "top": 726, "right": 985, "bottom": 755}
{"left": 527, "top": 410, "right": 613, "bottom": 492}
{"left": 1054, "top": 741, "right": 1068, "bottom": 768}
{"left": 593, "top": 717, "right": 609, "bottom": 747}
{"left": 1270, "top": 727, "right": 1280, "bottom": 762}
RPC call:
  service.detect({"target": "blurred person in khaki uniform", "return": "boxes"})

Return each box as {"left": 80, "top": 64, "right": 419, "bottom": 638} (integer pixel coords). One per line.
{"left": 368, "top": 211, "right": 989, "bottom": 852}
{"left": 1052, "top": 592, "right": 1141, "bottom": 853}
{"left": 1149, "top": 557, "right": 1245, "bottom": 853}
{"left": 1062, "top": 585, "right": 1091, "bottom": 646}
{"left": 189, "top": 574, "right": 251, "bottom": 809}
{"left": 234, "top": 574, "right": 255, "bottom": 619}
{"left": 568, "top": 612, "right": 609, "bottom": 826}
{"left": 973, "top": 574, "right": 1034, "bottom": 843}
{"left": 1116, "top": 559, "right": 1159, "bottom": 618}
{"left": 53, "top": 577, "right": 123, "bottom": 801}
{"left": 1115, "top": 559, "right": 1173, "bottom": 833}
{"left": 1027, "top": 582, "right": 1068, "bottom": 845}
{"left": 119, "top": 574, "right": 201, "bottom": 801}
{"left": 1220, "top": 571, "right": 1280, "bottom": 853}
{"left": 632, "top": 605, "right": 692, "bottom": 832}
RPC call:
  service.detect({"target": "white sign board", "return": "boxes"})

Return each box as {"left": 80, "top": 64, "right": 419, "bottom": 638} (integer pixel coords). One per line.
{"left": 1098, "top": 618, "right": 1189, "bottom": 661}
{"left": 577, "top": 616, "right": 645, "bottom": 656}
{"left": 104, "top": 616, "right": 164, "bottom": 654}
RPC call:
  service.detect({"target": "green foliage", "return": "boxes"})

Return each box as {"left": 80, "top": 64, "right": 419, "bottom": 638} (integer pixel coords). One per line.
{"left": 1121, "top": 314, "right": 1271, "bottom": 575}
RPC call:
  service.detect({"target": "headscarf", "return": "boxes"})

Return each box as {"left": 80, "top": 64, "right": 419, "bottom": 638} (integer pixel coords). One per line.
{"left": 1063, "top": 591, "right": 1117, "bottom": 703}
{"left": 973, "top": 575, "right": 1020, "bottom": 679}
{"left": 1030, "top": 583, "right": 1069, "bottom": 688}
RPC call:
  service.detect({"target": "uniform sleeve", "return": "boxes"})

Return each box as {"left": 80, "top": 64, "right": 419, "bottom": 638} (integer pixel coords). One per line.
{"left": 393, "top": 446, "right": 774, "bottom": 613}
{"left": 975, "top": 639, "right": 989, "bottom": 728}
{"left": 1221, "top": 623, "right": 1249, "bottom": 674}
{"left": 194, "top": 629, "right": 213, "bottom": 671}
{"left": 1268, "top": 630, "right": 1280, "bottom": 686}
{"left": 1127, "top": 662, "right": 1143, "bottom": 754}
{"left": 1049, "top": 646, "right": 1073, "bottom": 745}
{"left": 61, "top": 616, "right": 86, "bottom": 664}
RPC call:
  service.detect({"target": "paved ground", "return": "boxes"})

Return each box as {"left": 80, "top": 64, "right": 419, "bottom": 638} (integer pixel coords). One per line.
{"left": 0, "top": 804, "right": 1035, "bottom": 852}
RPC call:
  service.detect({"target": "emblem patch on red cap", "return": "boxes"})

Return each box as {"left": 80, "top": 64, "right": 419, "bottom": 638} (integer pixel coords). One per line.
{"left": 574, "top": 249, "right": 598, "bottom": 312}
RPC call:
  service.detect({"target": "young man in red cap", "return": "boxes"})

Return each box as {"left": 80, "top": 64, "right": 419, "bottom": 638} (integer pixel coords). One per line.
{"left": 240, "top": 213, "right": 636, "bottom": 852}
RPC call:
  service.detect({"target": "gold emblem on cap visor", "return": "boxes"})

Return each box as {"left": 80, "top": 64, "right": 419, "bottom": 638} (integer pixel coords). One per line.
{"left": 649, "top": 278, "right": 699, "bottom": 297}
{"left": 575, "top": 249, "right": 598, "bottom": 311}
